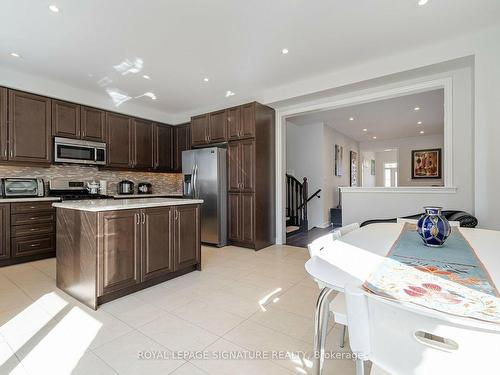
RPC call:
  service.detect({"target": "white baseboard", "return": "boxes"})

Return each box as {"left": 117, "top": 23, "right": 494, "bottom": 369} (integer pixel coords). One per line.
{"left": 317, "top": 221, "right": 332, "bottom": 229}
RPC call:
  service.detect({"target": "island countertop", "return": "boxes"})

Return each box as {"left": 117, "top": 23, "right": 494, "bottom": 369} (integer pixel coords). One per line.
{"left": 53, "top": 197, "right": 203, "bottom": 212}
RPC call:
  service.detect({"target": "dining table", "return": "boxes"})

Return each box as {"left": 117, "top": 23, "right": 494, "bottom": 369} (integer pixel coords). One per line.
{"left": 304, "top": 223, "right": 500, "bottom": 374}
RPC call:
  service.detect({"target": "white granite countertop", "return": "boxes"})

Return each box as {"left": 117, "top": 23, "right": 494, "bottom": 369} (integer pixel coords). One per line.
{"left": 53, "top": 197, "right": 203, "bottom": 212}
{"left": 0, "top": 197, "right": 61, "bottom": 203}
{"left": 112, "top": 193, "right": 184, "bottom": 199}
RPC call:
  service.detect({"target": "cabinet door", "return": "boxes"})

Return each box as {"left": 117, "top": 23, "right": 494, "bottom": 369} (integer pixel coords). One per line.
{"left": 227, "top": 193, "right": 240, "bottom": 242}
{"left": 133, "top": 118, "right": 154, "bottom": 169}
{"left": 208, "top": 109, "right": 227, "bottom": 143}
{"left": 0, "top": 88, "right": 7, "bottom": 161}
{"left": 141, "top": 207, "right": 174, "bottom": 281}
{"left": 174, "top": 205, "right": 200, "bottom": 270}
{"left": 0, "top": 204, "right": 10, "bottom": 261}
{"left": 81, "top": 106, "right": 106, "bottom": 142}
{"left": 240, "top": 103, "right": 256, "bottom": 139}
{"left": 154, "top": 123, "right": 173, "bottom": 171}
{"left": 191, "top": 114, "right": 208, "bottom": 146}
{"left": 98, "top": 210, "right": 141, "bottom": 295}
{"left": 227, "top": 142, "right": 240, "bottom": 192}
{"left": 227, "top": 106, "right": 241, "bottom": 141}
{"left": 240, "top": 193, "right": 255, "bottom": 244}
{"left": 52, "top": 100, "right": 81, "bottom": 138}
{"left": 173, "top": 124, "right": 190, "bottom": 172}
{"left": 106, "top": 112, "right": 132, "bottom": 168}
{"left": 8, "top": 90, "right": 52, "bottom": 164}
{"left": 240, "top": 139, "right": 255, "bottom": 192}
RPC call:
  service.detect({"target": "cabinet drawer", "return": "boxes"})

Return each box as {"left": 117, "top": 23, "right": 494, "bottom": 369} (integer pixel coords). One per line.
{"left": 11, "top": 202, "right": 55, "bottom": 214}
{"left": 12, "top": 222, "right": 55, "bottom": 238}
{"left": 12, "top": 212, "right": 55, "bottom": 226}
{"left": 11, "top": 234, "right": 55, "bottom": 258}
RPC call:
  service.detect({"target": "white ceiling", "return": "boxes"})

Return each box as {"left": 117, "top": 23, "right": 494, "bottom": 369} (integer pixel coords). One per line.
{"left": 0, "top": 1, "right": 499, "bottom": 121}
{"left": 288, "top": 89, "right": 444, "bottom": 141}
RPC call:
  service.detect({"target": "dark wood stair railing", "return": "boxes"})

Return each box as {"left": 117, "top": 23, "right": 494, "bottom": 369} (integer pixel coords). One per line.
{"left": 286, "top": 175, "right": 321, "bottom": 235}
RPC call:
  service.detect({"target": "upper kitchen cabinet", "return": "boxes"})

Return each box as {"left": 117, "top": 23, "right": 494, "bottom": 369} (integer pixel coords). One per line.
{"left": 81, "top": 106, "right": 106, "bottom": 142}
{"left": 191, "top": 114, "right": 209, "bottom": 147}
{"left": 154, "top": 123, "right": 173, "bottom": 171}
{"left": 132, "top": 118, "right": 154, "bottom": 169}
{"left": 227, "top": 103, "right": 255, "bottom": 140}
{"left": 173, "top": 123, "right": 190, "bottom": 172}
{"left": 106, "top": 112, "right": 132, "bottom": 169}
{"left": 52, "top": 100, "right": 81, "bottom": 139}
{"left": 8, "top": 90, "right": 52, "bottom": 165}
{"left": 190, "top": 110, "right": 227, "bottom": 147}
{"left": 0, "top": 88, "right": 7, "bottom": 161}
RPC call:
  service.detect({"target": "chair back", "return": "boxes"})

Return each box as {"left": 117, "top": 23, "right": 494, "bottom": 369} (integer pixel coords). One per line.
{"left": 332, "top": 222, "right": 360, "bottom": 239}
{"left": 345, "top": 284, "right": 500, "bottom": 375}
{"left": 397, "top": 217, "right": 460, "bottom": 227}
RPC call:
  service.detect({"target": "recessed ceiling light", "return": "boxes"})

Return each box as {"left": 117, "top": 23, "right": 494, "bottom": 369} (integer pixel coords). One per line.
{"left": 417, "top": 121, "right": 422, "bottom": 125}
{"left": 420, "top": 130, "right": 425, "bottom": 134}
{"left": 349, "top": 117, "right": 354, "bottom": 121}
{"left": 143, "top": 92, "right": 157, "bottom": 100}
{"left": 10, "top": 52, "right": 21, "bottom": 58}
{"left": 203, "top": 77, "right": 209, "bottom": 82}
{"left": 414, "top": 107, "right": 420, "bottom": 111}
{"left": 49, "top": 4, "right": 59, "bottom": 13}
{"left": 372, "top": 136, "right": 377, "bottom": 139}
{"left": 225, "top": 90, "right": 235, "bottom": 98}
{"left": 142, "top": 75, "right": 151, "bottom": 80}
{"left": 281, "top": 48, "right": 289, "bottom": 55}
{"left": 418, "top": 0, "right": 428, "bottom": 6}
{"left": 384, "top": 149, "right": 393, "bottom": 152}
{"left": 363, "top": 129, "right": 368, "bottom": 132}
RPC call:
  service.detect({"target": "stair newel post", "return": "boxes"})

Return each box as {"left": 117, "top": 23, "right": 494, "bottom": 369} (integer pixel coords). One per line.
{"left": 302, "top": 177, "right": 308, "bottom": 231}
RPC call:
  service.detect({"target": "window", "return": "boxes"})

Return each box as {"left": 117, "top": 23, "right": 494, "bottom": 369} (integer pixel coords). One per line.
{"left": 384, "top": 162, "right": 398, "bottom": 187}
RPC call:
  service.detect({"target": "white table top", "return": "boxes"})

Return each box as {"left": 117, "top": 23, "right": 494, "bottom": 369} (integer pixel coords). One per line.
{"left": 305, "top": 223, "right": 500, "bottom": 293}
{"left": 53, "top": 197, "right": 203, "bottom": 212}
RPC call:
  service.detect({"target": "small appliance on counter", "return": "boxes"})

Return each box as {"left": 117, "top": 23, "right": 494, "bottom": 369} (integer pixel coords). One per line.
{"left": 2, "top": 178, "right": 45, "bottom": 197}
{"left": 86, "top": 181, "right": 100, "bottom": 195}
{"left": 49, "top": 178, "right": 112, "bottom": 200}
{"left": 138, "top": 182, "right": 152, "bottom": 194}
{"left": 118, "top": 180, "right": 134, "bottom": 195}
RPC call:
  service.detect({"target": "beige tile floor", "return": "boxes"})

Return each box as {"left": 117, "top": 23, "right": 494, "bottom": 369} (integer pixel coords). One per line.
{"left": 0, "top": 245, "right": 363, "bottom": 375}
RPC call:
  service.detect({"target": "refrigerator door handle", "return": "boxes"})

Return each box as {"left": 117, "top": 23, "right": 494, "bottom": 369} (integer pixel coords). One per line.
{"left": 190, "top": 164, "right": 196, "bottom": 198}
{"left": 193, "top": 164, "right": 198, "bottom": 198}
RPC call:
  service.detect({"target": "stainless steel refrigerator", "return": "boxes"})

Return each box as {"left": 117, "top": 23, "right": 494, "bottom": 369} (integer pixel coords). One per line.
{"left": 182, "top": 147, "right": 227, "bottom": 247}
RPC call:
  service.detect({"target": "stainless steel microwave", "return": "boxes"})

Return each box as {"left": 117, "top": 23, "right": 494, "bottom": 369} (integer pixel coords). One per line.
{"left": 54, "top": 137, "right": 106, "bottom": 165}
{"left": 2, "top": 178, "right": 45, "bottom": 197}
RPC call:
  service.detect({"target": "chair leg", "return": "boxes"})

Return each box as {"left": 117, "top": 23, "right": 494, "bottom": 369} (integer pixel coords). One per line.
{"left": 339, "top": 324, "right": 346, "bottom": 348}
{"left": 355, "top": 359, "right": 365, "bottom": 375}
{"left": 313, "top": 287, "right": 334, "bottom": 375}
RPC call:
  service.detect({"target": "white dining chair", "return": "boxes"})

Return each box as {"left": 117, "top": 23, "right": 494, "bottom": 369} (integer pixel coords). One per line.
{"left": 308, "top": 223, "right": 360, "bottom": 350}
{"left": 344, "top": 283, "right": 500, "bottom": 375}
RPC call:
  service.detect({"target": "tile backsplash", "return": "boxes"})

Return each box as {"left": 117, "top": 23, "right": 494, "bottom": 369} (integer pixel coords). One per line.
{"left": 0, "top": 165, "right": 183, "bottom": 195}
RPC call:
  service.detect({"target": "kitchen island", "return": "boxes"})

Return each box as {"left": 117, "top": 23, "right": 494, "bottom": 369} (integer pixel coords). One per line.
{"left": 53, "top": 198, "right": 203, "bottom": 309}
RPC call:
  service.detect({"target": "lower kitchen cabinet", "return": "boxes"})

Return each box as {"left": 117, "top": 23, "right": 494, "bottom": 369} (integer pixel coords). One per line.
{"left": 56, "top": 203, "right": 201, "bottom": 309}
{"left": 0, "top": 201, "right": 56, "bottom": 266}
{"left": 228, "top": 192, "right": 255, "bottom": 245}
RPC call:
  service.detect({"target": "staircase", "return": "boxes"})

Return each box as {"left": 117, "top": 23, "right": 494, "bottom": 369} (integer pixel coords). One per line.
{"left": 286, "top": 174, "right": 321, "bottom": 236}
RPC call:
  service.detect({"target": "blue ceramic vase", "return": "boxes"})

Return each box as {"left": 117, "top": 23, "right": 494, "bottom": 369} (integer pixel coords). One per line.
{"left": 417, "top": 207, "right": 451, "bottom": 247}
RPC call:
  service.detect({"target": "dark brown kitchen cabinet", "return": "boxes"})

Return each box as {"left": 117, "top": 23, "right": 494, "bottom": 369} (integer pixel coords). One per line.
{"left": 227, "top": 106, "right": 241, "bottom": 140}
{"left": 98, "top": 210, "right": 141, "bottom": 296}
{"left": 81, "top": 106, "right": 106, "bottom": 142}
{"left": 191, "top": 114, "right": 209, "bottom": 146}
{"left": 208, "top": 109, "right": 227, "bottom": 143}
{"left": 0, "top": 88, "right": 7, "bottom": 161}
{"left": 106, "top": 112, "right": 133, "bottom": 168}
{"left": 141, "top": 207, "right": 174, "bottom": 281}
{"left": 173, "top": 123, "right": 190, "bottom": 172}
{"left": 8, "top": 90, "right": 52, "bottom": 165}
{"left": 227, "top": 139, "right": 255, "bottom": 192}
{"left": 0, "top": 204, "right": 10, "bottom": 261}
{"left": 173, "top": 204, "right": 200, "bottom": 269}
{"left": 227, "top": 192, "right": 254, "bottom": 244}
{"left": 228, "top": 103, "right": 255, "bottom": 140}
{"left": 132, "top": 118, "right": 154, "bottom": 169}
{"left": 154, "top": 123, "right": 173, "bottom": 171}
{"left": 52, "top": 100, "right": 81, "bottom": 138}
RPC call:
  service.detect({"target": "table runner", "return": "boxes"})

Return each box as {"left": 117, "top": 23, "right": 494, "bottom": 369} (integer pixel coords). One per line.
{"left": 364, "top": 223, "right": 500, "bottom": 323}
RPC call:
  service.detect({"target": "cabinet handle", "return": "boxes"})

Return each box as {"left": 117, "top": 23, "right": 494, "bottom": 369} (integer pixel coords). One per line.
{"left": 136, "top": 213, "right": 140, "bottom": 225}
{"left": 142, "top": 212, "right": 145, "bottom": 224}
{"left": 3, "top": 149, "right": 6, "bottom": 158}
{"left": 30, "top": 243, "right": 40, "bottom": 247}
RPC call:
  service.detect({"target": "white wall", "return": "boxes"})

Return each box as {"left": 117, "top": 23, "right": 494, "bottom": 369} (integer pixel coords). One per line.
{"left": 361, "top": 134, "right": 445, "bottom": 187}
{"left": 274, "top": 26, "right": 500, "bottom": 243}
{"left": 286, "top": 122, "right": 324, "bottom": 229}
